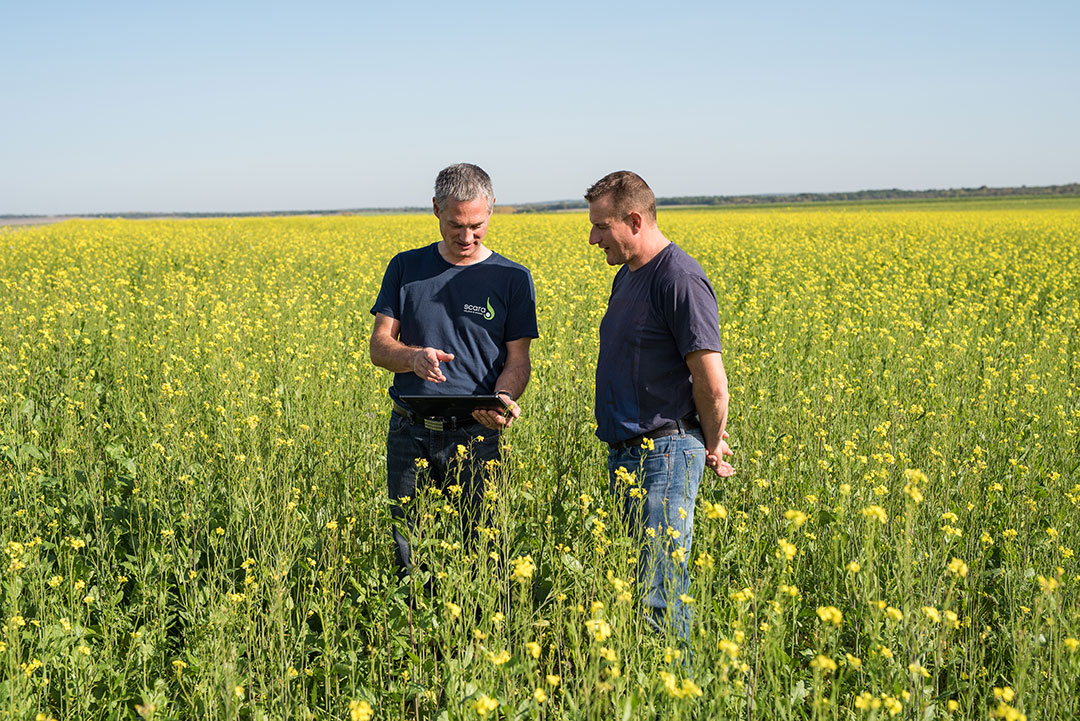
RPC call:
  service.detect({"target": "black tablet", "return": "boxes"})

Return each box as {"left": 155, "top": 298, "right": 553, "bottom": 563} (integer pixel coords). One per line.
{"left": 398, "top": 394, "right": 506, "bottom": 418}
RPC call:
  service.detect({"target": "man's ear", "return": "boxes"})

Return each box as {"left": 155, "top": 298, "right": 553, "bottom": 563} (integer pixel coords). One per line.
{"left": 628, "top": 211, "right": 644, "bottom": 233}
{"left": 432, "top": 198, "right": 440, "bottom": 218}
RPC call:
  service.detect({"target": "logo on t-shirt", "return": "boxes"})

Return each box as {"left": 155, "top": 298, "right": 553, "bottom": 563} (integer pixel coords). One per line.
{"left": 463, "top": 297, "right": 496, "bottom": 321}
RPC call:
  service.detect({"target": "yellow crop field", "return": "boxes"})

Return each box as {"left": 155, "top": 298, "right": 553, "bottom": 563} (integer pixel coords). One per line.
{"left": 1, "top": 205, "right": 1079, "bottom": 719}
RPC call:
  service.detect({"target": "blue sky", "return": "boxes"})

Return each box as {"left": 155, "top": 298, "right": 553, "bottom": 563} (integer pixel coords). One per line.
{"left": 2, "top": 1, "right": 1078, "bottom": 214}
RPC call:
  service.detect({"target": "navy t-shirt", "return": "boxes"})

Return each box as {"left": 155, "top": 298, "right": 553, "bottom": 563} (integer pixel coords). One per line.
{"left": 595, "top": 243, "right": 722, "bottom": 444}
{"left": 370, "top": 243, "right": 538, "bottom": 403}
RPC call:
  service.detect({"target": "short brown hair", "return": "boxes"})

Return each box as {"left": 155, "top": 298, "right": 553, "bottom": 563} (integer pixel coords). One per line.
{"left": 584, "top": 171, "right": 656, "bottom": 222}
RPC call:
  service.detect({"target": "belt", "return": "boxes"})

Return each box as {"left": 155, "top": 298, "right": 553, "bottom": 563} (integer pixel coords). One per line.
{"left": 608, "top": 417, "right": 701, "bottom": 451}
{"left": 392, "top": 401, "right": 481, "bottom": 432}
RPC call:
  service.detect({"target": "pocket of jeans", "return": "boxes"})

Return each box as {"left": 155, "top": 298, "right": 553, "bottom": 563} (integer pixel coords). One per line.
{"left": 681, "top": 447, "right": 706, "bottom": 497}
{"left": 388, "top": 412, "right": 409, "bottom": 434}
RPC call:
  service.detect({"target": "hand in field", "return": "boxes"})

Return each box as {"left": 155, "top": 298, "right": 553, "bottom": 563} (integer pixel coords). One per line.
{"left": 706, "top": 431, "right": 736, "bottom": 477}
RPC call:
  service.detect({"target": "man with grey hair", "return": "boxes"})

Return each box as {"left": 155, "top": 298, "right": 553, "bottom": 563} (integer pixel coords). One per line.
{"left": 370, "top": 163, "right": 538, "bottom": 574}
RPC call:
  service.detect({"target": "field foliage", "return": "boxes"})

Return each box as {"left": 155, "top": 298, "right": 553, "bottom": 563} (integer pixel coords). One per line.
{"left": 1, "top": 204, "right": 1079, "bottom": 720}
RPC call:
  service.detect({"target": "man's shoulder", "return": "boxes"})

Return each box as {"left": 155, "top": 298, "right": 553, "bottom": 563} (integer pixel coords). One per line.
{"left": 656, "top": 243, "right": 707, "bottom": 277}
{"left": 485, "top": 251, "right": 533, "bottom": 275}
{"left": 649, "top": 244, "right": 715, "bottom": 300}
{"left": 388, "top": 243, "right": 437, "bottom": 265}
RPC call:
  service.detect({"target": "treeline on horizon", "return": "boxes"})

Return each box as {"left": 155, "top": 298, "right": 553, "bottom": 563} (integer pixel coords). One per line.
{"left": 5, "top": 182, "right": 1078, "bottom": 220}
{"left": 516, "top": 182, "right": 1080, "bottom": 213}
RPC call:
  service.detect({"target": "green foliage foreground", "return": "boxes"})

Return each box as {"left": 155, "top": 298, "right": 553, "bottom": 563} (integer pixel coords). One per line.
{"left": 1, "top": 205, "right": 1079, "bottom": 720}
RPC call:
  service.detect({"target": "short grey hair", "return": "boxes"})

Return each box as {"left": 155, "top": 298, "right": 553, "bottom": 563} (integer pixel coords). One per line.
{"left": 434, "top": 163, "right": 494, "bottom": 213}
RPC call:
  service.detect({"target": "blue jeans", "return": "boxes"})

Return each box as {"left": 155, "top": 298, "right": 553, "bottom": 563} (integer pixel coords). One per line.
{"left": 386, "top": 411, "right": 500, "bottom": 574}
{"left": 608, "top": 428, "right": 706, "bottom": 642}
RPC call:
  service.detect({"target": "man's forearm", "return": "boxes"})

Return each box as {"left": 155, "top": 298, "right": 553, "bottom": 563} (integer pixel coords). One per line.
{"left": 370, "top": 334, "right": 420, "bottom": 374}
{"left": 693, "top": 381, "right": 728, "bottom": 452}
{"left": 687, "top": 350, "right": 729, "bottom": 454}
{"left": 492, "top": 357, "right": 531, "bottom": 399}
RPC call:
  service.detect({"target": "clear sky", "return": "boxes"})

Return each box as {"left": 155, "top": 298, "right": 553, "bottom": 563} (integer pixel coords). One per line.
{"left": 2, "top": 0, "right": 1078, "bottom": 215}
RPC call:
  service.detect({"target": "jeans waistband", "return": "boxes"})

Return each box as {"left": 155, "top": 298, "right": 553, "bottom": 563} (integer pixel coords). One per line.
{"left": 608, "top": 417, "right": 701, "bottom": 451}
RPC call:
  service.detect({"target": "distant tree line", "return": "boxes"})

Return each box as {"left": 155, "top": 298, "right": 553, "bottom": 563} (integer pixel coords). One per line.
{"left": 514, "top": 182, "right": 1080, "bottom": 213}
{"left": 4, "top": 184, "right": 1077, "bottom": 222}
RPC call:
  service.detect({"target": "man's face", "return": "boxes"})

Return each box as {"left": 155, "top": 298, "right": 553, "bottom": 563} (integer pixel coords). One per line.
{"left": 588, "top": 194, "right": 636, "bottom": 266}
{"left": 434, "top": 196, "right": 492, "bottom": 264}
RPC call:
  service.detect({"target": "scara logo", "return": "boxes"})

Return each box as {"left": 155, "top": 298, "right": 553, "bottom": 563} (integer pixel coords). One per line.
{"left": 464, "top": 298, "right": 496, "bottom": 321}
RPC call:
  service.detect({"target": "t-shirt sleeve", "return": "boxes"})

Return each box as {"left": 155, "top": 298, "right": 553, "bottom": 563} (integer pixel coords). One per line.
{"left": 504, "top": 268, "right": 539, "bottom": 341}
{"left": 657, "top": 271, "right": 722, "bottom": 357}
{"left": 370, "top": 255, "right": 402, "bottom": 319}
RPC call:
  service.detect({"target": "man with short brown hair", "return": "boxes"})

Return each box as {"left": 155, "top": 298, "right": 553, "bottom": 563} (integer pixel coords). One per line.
{"left": 586, "top": 170, "right": 734, "bottom": 641}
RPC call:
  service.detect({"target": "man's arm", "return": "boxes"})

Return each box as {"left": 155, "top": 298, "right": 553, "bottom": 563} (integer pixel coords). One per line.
{"left": 686, "top": 349, "right": 735, "bottom": 477}
{"left": 369, "top": 312, "right": 455, "bottom": 382}
{"left": 473, "top": 337, "right": 532, "bottom": 430}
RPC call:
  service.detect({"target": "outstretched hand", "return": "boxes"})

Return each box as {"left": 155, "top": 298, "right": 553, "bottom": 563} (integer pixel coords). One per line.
{"left": 412, "top": 347, "right": 454, "bottom": 383}
{"left": 706, "top": 430, "right": 736, "bottom": 477}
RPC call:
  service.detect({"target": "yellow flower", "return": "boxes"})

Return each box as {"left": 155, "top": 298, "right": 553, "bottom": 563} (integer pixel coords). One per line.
{"left": 525, "top": 641, "right": 541, "bottom": 659}
{"left": 640, "top": 437, "right": 655, "bottom": 451}
{"left": 546, "top": 674, "right": 561, "bottom": 687}
{"left": 585, "top": 617, "right": 612, "bottom": 642}
{"left": 854, "top": 691, "right": 879, "bottom": 710}
{"left": 510, "top": 554, "right": 535, "bottom": 582}
{"left": 810, "top": 655, "right": 837, "bottom": 673}
{"left": 908, "top": 662, "right": 930, "bottom": 678}
{"left": 1064, "top": 637, "right": 1079, "bottom": 652}
{"left": 1037, "top": 575, "right": 1059, "bottom": 593}
{"left": 533, "top": 688, "right": 547, "bottom": 703}
{"left": 816, "top": 606, "right": 843, "bottom": 627}
{"left": 486, "top": 649, "right": 510, "bottom": 666}
{"left": 456, "top": 444, "right": 468, "bottom": 459}
{"left": 778, "top": 538, "right": 797, "bottom": 561}
{"left": 233, "top": 685, "right": 245, "bottom": 700}
{"left": 349, "top": 699, "right": 373, "bottom": 721}
{"left": 445, "top": 601, "right": 461, "bottom": 619}
{"left": 947, "top": 557, "right": 968, "bottom": 578}
{"left": 861, "top": 505, "right": 887, "bottom": 524}
{"left": 784, "top": 509, "right": 808, "bottom": 527}
{"left": 846, "top": 560, "right": 861, "bottom": 574}
{"left": 845, "top": 653, "right": 862, "bottom": 668}
{"left": 702, "top": 500, "right": 728, "bottom": 519}
{"left": 922, "top": 606, "right": 941, "bottom": 623}
{"left": 473, "top": 694, "right": 498, "bottom": 717}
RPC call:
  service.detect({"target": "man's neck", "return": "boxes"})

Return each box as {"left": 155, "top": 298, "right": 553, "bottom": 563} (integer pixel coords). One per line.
{"left": 437, "top": 241, "right": 493, "bottom": 266}
{"left": 627, "top": 230, "right": 670, "bottom": 271}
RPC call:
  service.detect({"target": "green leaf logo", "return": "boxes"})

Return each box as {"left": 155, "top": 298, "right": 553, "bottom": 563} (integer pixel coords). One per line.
{"left": 484, "top": 297, "right": 495, "bottom": 321}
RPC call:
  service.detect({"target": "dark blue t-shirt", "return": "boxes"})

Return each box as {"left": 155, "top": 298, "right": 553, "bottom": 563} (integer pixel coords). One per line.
{"left": 370, "top": 243, "right": 538, "bottom": 403}
{"left": 595, "top": 243, "right": 722, "bottom": 444}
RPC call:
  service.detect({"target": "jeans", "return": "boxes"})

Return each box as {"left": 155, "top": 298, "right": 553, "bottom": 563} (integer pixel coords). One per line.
{"left": 608, "top": 428, "right": 706, "bottom": 642}
{"left": 386, "top": 411, "right": 500, "bottom": 574}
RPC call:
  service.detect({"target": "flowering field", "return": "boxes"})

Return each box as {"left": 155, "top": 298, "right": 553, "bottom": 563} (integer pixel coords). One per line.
{"left": 2, "top": 201, "right": 1079, "bottom": 720}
